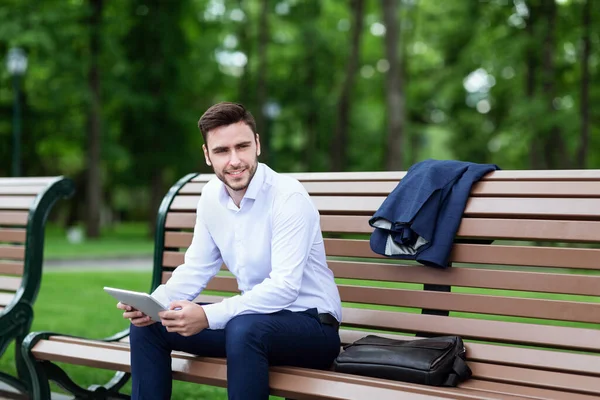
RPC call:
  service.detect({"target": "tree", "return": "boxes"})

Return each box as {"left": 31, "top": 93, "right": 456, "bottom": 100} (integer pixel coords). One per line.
{"left": 331, "top": 0, "right": 364, "bottom": 172}
{"left": 86, "top": 0, "right": 103, "bottom": 238}
{"left": 256, "top": 0, "right": 270, "bottom": 163}
{"left": 381, "top": 0, "right": 405, "bottom": 170}
{"left": 578, "top": 0, "right": 591, "bottom": 168}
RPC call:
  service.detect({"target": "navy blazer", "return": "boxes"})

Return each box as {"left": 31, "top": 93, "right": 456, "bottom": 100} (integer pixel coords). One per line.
{"left": 369, "top": 159, "right": 499, "bottom": 268}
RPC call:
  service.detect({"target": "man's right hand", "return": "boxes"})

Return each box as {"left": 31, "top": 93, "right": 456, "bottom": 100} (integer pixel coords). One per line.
{"left": 117, "top": 302, "right": 155, "bottom": 327}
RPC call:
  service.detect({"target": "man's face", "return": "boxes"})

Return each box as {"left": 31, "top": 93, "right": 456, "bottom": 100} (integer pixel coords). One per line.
{"left": 203, "top": 121, "right": 261, "bottom": 194}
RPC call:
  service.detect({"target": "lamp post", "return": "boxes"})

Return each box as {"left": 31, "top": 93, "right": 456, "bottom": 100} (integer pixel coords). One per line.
{"left": 6, "top": 48, "right": 28, "bottom": 177}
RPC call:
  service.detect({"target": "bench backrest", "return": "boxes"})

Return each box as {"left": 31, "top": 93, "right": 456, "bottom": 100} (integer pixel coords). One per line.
{"left": 154, "top": 170, "right": 600, "bottom": 355}
{"left": 0, "top": 177, "right": 74, "bottom": 329}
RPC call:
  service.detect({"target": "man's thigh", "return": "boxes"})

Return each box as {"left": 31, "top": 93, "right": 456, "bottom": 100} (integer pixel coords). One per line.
{"left": 225, "top": 309, "right": 340, "bottom": 369}
{"left": 159, "top": 323, "right": 227, "bottom": 358}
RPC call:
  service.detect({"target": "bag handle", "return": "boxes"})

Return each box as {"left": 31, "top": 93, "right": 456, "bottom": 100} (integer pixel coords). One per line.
{"left": 442, "top": 356, "right": 472, "bottom": 387}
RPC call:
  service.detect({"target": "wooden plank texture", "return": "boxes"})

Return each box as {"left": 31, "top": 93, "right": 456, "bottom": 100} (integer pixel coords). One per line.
{"left": 0, "top": 261, "right": 24, "bottom": 275}
{"left": 341, "top": 308, "right": 600, "bottom": 351}
{"left": 0, "top": 228, "right": 26, "bottom": 243}
{"left": 0, "top": 277, "right": 21, "bottom": 291}
{"left": 0, "top": 245, "right": 25, "bottom": 260}
{"left": 0, "top": 292, "right": 15, "bottom": 307}
{"left": 0, "top": 196, "right": 35, "bottom": 210}
{"left": 323, "top": 239, "right": 600, "bottom": 269}
{"left": 328, "top": 261, "right": 600, "bottom": 295}
{"left": 0, "top": 211, "right": 28, "bottom": 226}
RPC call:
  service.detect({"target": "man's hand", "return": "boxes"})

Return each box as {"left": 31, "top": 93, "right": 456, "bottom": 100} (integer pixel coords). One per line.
{"left": 159, "top": 300, "right": 209, "bottom": 337}
{"left": 117, "top": 302, "right": 155, "bottom": 327}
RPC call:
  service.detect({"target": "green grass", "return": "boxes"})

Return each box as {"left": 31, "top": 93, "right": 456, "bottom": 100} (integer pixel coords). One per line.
{"left": 3, "top": 270, "right": 599, "bottom": 398}
{"left": 43, "top": 223, "right": 154, "bottom": 260}
{"left": 0, "top": 270, "right": 279, "bottom": 399}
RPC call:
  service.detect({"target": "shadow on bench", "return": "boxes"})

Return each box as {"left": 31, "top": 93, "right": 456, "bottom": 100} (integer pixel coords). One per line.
{"left": 23, "top": 170, "right": 600, "bottom": 399}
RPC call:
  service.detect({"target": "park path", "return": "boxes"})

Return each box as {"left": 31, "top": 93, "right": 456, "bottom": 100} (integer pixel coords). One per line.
{"left": 44, "top": 256, "right": 153, "bottom": 271}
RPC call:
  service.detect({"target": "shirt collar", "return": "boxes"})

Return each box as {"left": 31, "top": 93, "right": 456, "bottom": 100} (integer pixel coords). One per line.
{"left": 218, "top": 162, "right": 265, "bottom": 209}
{"left": 243, "top": 162, "right": 265, "bottom": 200}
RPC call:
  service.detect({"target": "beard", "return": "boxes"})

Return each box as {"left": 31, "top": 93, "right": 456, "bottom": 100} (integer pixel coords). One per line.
{"left": 215, "top": 159, "right": 258, "bottom": 193}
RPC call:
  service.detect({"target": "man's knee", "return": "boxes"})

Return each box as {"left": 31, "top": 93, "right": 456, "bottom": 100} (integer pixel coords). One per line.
{"left": 129, "top": 323, "right": 164, "bottom": 348}
{"left": 225, "top": 315, "right": 269, "bottom": 355}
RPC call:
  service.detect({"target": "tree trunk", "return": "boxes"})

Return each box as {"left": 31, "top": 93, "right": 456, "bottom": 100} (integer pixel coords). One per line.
{"left": 381, "top": 0, "right": 405, "bottom": 171}
{"left": 256, "top": 0, "right": 269, "bottom": 163}
{"left": 541, "top": 0, "right": 567, "bottom": 169}
{"left": 302, "top": 2, "right": 321, "bottom": 170}
{"left": 237, "top": 0, "right": 252, "bottom": 108}
{"left": 86, "top": 0, "right": 103, "bottom": 238}
{"left": 577, "top": 0, "right": 591, "bottom": 168}
{"left": 525, "top": 1, "right": 542, "bottom": 169}
{"left": 331, "top": 0, "right": 364, "bottom": 172}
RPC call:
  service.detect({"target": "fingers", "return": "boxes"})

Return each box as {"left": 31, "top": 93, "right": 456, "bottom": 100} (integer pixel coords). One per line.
{"left": 131, "top": 315, "right": 155, "bottom": 327}
{"left": 168, "top": 300, "right": 188, "bottom": 310}
{"left": 117, "top": 302, "right": 137, "bottom": 312}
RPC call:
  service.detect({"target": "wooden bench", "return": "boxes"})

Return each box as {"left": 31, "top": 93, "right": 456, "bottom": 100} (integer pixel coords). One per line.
{"left": 0, "top": 177, "right": 74, "bottom": 399}
{"left": 22, "top": 169, "right": 600, "bottom": 400}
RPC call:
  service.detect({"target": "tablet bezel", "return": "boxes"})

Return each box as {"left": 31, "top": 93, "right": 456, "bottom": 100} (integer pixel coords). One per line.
{"left": 104, "top": 286, "right": 167, "bottom": 322}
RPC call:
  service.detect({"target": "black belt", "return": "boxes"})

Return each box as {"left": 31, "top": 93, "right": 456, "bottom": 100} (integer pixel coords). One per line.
{"left": 318, "top": 313, "right": 340, "bottom": 331}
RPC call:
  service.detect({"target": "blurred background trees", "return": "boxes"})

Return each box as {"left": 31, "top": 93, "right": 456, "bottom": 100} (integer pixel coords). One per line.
{"left": 0, "top": 0, "right": 598, "bottom": 237}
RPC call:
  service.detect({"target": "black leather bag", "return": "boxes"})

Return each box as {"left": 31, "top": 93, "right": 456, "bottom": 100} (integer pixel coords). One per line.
{"left": 333, "top": 335, "right": 472, "bottom": 386}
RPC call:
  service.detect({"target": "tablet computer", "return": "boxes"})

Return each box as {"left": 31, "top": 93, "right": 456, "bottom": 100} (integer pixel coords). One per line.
{"left": 104, "top": 287, "right": 167, "bottom": 322}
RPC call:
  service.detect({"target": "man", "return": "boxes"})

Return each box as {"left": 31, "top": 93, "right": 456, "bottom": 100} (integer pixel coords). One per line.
{"left": 117, "top": 102, "right": 342, "bottom": 400}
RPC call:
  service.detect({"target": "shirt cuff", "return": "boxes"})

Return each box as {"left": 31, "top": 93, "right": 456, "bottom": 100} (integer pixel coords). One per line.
{"left": 150, "top": 285, "right": 171, "bottom": 308}
{"left": 202, "top": 301, "right": 232, "bottom": 330}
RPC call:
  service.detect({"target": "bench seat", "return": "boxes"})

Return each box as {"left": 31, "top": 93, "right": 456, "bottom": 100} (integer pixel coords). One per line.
{"left": 23, "top": 169, "right": 600, "bottom": 399}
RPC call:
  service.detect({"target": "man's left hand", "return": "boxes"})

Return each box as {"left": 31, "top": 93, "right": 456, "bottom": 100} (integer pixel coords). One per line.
{"left": 159, "top": 300, "right": 209, "bottom": 337}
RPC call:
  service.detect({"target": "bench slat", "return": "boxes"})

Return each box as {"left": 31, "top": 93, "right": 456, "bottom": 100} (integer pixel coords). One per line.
{"left": 0, "top": 292, "right": 15, "bottom": 307}
{"left": 0, "top": 211, "right": 28, "bottom": 226}
{"left": 160, "top": 273, "right": 600, "bottom": 324}
{"left": 179, "top": 180, "right": 600, "bottom": 197}
{"left": 321, "top": 215, "right": 600, "bottom": 243}
{"left": 456, "top": 218, "right": 600, "bottom": 242}
{"left": 165, "top": 212, "right": 196, "bottom": 229}
{"left": 191, "top": 169, "right": 600, "bottom": 181}
{"left": 469, "top": 361, "right": 600, "bottom": 395}
{"left": 460, "top": 380, "right": 599, "bottom": 400}
{"left": 0, "top": 277, "right": 21, "bottom": 292}
{"left": 0, "top": 245, "right": 25, "bottom": 261}
{"left": 0, "top": 177, "right": 57, "bottom": 185}
{"left": 313, "top": 196, "right": 600, "bottom": 217}
{"left": 287, "top": 366, "right": 592, "bottom": 400}
{"left": 164, "top": 232, "right": 194, "bottom": 248}
{"left": 0, "top": 196, "right": 36, "bottom": 210}
{"left": 182, "top": 275, "right": 600, "bottom": 323}
{"left": 324, "top": 239, "right": 600, "bottom": 270}
{"left": 30, "top": 339, "right": 528, "bottom": 400}
{"left": 0, "top": 185, "right": 48, "bottom": 195}
{"left": 0, "top": 261, "right": 24, "bottom": 275}
{"left": 338, "top": 330, "right": 600, "bottom": 376}
{"left": 164, "top": 216, "right": 600, "bottom": 244}
{"left": 0, "top": 228, "right": 26, "bottom": 243}
{"left": 341, "top": 308, "right": 600, "bottom": 351}
{"left": 338, "top": 285, "right": 600, "bottom": 323}
{"left": 329, "top": 261, "right": 600, "bottom": 296}
{"left": 169, "top": 194, "right": 600, "bottom": 218}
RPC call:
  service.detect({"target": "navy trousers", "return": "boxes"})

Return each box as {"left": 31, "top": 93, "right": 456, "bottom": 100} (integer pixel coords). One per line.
{"left": 129, "top": 308, "right": 340, "bottom": 399}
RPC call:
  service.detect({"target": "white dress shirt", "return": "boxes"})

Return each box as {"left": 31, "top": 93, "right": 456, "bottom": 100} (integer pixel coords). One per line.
{"left": 152, "top": 163, "right": 342, "bottom": 330}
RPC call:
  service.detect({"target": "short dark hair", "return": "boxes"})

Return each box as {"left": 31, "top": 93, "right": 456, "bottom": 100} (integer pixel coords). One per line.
{"left": 198, "top": 102, "right": 257, "bottom": 143}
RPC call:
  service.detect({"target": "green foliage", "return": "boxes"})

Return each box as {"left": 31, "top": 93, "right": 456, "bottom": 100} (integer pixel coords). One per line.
{"left": 0, "top": 0, "right": 598, "bottom": 227}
